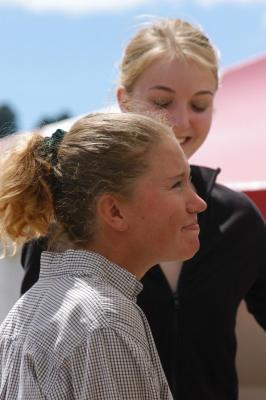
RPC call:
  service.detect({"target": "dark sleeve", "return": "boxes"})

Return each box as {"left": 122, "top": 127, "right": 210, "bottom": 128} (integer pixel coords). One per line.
{"left": 20, "top": 237, "right": 48, "bottom": 295}
{"left": 244, "top": 203, "right": 266, "bottom": 329}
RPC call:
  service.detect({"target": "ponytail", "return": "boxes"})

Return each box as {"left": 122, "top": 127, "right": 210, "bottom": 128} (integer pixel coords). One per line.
{"left": 0, "top": 133, "right": 54, "bottom": 253}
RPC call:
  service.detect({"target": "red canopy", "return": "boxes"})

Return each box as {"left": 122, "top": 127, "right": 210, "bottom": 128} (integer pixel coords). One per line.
{"left": 191, "top": 54, "right": 266, "bottom": 219}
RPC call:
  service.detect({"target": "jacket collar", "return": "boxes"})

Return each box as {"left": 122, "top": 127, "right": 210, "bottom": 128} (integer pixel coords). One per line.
{"left": 179, "top": 165, "right": 223, "bottom": 286}
{"left": 190, "top": 165, "right": 221, "bottom": 201}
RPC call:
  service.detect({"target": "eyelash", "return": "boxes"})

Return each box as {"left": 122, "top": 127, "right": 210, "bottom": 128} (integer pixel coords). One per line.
{"left": 153, "top": 99, "right": 207, "bottom": 113}
{"left": 153, "top": 100, "right": 172, "bottom": 108}
{"left": 171, "top": 180, "right": 183, "bottom": 189}
{"left": 192, "top": 104, "right": 207, "bottom": 113}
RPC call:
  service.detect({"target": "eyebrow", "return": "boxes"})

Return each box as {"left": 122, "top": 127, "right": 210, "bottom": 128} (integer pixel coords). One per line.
{"left": 149, "top": 86, "right": 175, "bottom": 93}
{"left": 167, "top": 173, "right": 185, "bottom": 181}
{"left": 149, "top": 85, "right": 214, "bottom": 96}
{"left": 168, "top": 167, "right": 191, "bottom": 181}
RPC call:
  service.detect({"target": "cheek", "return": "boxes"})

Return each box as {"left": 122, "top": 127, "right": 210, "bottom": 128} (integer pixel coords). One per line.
{"left": 141, "top": 196, "right": 174, "bottom": 231}
{"left": 129, "top": 94, "right": 152, "bottom": 113}
{"left": 143, "top": 198, "right": 162, "bottom": 220}
{"left": 131, "top": 95, "right": 169, "bottom": 122}
{"left": 160, "top": 109, "right": 176, "bottom": 126}
{"left": 203, "top": 109, "right": 213, "bottom": 131}
{"left": 168, "top": 209, "right": 183, "bottom": 231}
{"left": 193, "top": 114, "right": 212, "bottom": 140}
{"left": 134, "top": 192, "right": 161, "bottom": 222}
{"left": 141, "top": 104, "right": 168, "bottom": 124}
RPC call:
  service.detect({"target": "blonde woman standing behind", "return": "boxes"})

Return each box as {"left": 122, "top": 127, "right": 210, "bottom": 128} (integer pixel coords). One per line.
{"left": 116, "top": 18, "right": 266, "bottom": 400}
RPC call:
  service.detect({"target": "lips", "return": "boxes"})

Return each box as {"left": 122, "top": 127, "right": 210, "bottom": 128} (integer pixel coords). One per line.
{"left": 182, "top": 222, "right": 200, "bottom": 231}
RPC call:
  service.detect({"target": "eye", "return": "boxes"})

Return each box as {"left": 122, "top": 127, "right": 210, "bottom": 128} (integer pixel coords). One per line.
{"left": 191, "top": 104, "right": 207, "bottom": 112}
{"left": 191, "top": 102, "right": 210, "bottom": 113}
{"left": 172, "top": 175, "right": 194, "bottom": 190}
{"left": 153, "top": 98, "right": 172, "bottom": 109}
{"left": 171, "top": 180, "right": 183, "bottom": 189}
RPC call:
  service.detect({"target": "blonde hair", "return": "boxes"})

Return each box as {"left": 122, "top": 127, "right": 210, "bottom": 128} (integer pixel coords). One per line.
{"left": 0, "top": 112, "right": 172, "bottom": 252}
{"left": 119, "top": 18, "right": 219, "bottom": 92}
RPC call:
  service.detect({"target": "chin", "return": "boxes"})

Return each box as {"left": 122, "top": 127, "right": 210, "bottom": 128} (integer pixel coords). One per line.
{"left": 181, "top": 142, "right": 193, "bottom": 159}
{"left": 182, "top": 142, "right": 202, "bottom": 160}
{"left": 181, "top": 242, "right": 200, "bottom": 261}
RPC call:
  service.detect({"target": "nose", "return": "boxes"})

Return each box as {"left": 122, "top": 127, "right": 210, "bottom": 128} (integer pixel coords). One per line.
{"left": 168, "top": 106, "right": 190, "bottom": 136}
{"left": 187, "top": 189, "right": 207, "bottom": 215}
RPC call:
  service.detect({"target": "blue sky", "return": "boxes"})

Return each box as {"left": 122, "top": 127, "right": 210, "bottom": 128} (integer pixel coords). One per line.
{"left": 1, "top": 0, "right": 266, "bottom": 131}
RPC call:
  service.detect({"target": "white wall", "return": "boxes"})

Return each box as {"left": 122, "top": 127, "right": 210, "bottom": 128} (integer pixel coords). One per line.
{"left": 0, "top": 250, "right": 23, "bottom": 323}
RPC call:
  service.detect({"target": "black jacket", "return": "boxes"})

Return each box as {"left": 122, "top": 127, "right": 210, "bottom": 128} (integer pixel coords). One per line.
{"left": 21, "top": 165, "right": 266, "bottom": 400}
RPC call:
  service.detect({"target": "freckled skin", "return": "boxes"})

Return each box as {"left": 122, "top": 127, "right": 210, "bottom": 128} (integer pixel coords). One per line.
{"left": 118, "top": 58, "right": 217, "bottom": 159}
{"left": 123, "top": 135, "right": 206, "bottom": 268}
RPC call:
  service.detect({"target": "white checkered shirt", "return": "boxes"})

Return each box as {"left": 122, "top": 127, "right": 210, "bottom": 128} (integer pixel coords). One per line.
{"left": 0, "top": 250, "right": 173, "bottom": 399}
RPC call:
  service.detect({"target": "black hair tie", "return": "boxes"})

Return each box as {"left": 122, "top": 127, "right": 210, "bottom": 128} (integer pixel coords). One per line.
{"left": 41, "top": 129, "right": 66, "bottom": 166}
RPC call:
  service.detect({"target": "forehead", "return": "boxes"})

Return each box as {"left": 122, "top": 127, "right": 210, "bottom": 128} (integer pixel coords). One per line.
{"left": 133, "top": 57, "right": 216, "bottom": 93}
{"left": 145, "top": 135, "right": 188, "bottom": 178}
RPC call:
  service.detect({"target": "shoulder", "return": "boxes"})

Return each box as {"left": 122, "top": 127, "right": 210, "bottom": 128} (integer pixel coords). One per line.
{"left": 211, "top": 184, "right": 265, "bottom": 236}
{"left": 213, "top": 182, "right": 257, "bottom": 212}
{"left": 26, "top": 276, "right": 145, "bottom": 355}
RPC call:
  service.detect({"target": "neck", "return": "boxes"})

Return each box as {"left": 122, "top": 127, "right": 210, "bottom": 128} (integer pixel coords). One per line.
{"left": 86, "top": 237, "right": 152, "bottom": 280}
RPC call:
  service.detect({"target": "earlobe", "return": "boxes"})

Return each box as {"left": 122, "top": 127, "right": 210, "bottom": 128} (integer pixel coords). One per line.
{"left": 117, "top": 87, "right": 130, "bottom": 112}
{"left": 97, "top": 194, "right": 129, "bottom": 232}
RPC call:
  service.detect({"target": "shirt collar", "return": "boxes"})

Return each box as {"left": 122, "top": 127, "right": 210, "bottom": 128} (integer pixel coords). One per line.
{"left": 40, "top": 249, "right": 143, "bottom": 301}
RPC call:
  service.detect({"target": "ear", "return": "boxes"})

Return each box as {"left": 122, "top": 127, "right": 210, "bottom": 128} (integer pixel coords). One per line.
{"left": 117, "top": 87, "right": 131, "bottom": 112}
{"left": 97, "top": 194, "right": 129, "bottom": 232}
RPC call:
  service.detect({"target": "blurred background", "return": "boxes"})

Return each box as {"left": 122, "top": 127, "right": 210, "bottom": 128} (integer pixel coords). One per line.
{"left": 1, "top": 0, "right": 266, "bottom": 134}
{"left": 0, "top": 1, "right": 266, "bottom": 399}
